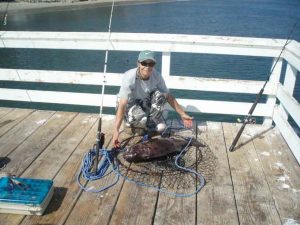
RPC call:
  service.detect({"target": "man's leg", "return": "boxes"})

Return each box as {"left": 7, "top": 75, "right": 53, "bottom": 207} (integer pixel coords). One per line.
{"left": 124, "top": 102, "right": 147, "bottom": 135}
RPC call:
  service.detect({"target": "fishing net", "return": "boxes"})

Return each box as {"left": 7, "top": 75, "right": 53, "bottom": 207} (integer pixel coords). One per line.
{"left": 115, "top": 127, "right": 217, "bottom": 195}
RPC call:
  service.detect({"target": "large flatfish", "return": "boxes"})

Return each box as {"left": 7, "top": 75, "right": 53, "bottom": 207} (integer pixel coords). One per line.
{"left": 123, "top": 137, "right": 190, "bottom": 163}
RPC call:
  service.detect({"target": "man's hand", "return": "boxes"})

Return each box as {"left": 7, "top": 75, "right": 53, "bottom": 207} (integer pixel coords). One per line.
{"left": 113, "top": 98, "right": 127, "bottom": 149}
{"left": 181, "top": 113, "right": 193, "bottom": 128}
{"left": 112, "top": 130, "right": 120, "bottom": 148}
{"left": 166, "top": 94, "right": 194, "bottom": 128}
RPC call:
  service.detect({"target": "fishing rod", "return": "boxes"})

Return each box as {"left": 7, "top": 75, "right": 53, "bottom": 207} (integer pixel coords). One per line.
{"left": 93, "top": 0, "right": 115, "bottom": 173}
{"left": 229, "top": 17, "right": 300, "bottom": 152}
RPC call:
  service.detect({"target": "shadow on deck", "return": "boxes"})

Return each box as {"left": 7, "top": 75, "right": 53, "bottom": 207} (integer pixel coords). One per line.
{"left": 0, "top": 108, "right": 299, "bottom": 225}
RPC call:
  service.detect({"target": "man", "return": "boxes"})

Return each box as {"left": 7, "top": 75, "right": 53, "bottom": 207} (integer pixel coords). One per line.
{"left": 112, "top": 50, "right": 193, "bottom": 146}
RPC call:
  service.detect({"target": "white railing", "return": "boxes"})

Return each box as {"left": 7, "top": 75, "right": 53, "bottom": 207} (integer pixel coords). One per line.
{"left": 0, "top": 31, "right": 299, "bottom": 162}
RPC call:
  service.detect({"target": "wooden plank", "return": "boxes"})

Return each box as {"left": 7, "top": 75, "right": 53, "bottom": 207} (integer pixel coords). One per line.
{"left": 0, "top": 31, "right": 286, "bottom": 48}
{"left": 222, "top": 123, "right": 282, "bottom": 225}
{"left": 0, "top": 69, "right": 122, "bottom": 86}
{"left": 0, "top": 31, "right": 284, "bottom": 57}
{"left": 273, "top": 107, "right": 300, "bottom": 163}
{"left": 0, "top": 108, "right": 34, "bottom": 137}
{"left": 276, "top": 84, "right": 300, "bottom": 127}
{"left": 21, "top": 113, "right": 97, "bottom": 179}
{"left": 278, "top": 62, "right": 297, "bottom": 121}
{"left": 162, "top": 51, "right": 171, "bottom": 79}
{"left": 0, "top": 88, "right": 117, "bottom": 108}
{"left": 153, "top": 119, "right": 197, "bottom": 225}
{"left": 167, "top": 76, "right": 275, "bottom": 95}
{"left": 3, "top": 111, "right": 77, "bottom": 176}
{"left": 0, "top": 112, "right": 96, "bottom": 225}
{"left": 0, "top": 68, "right": 275, "bottom": 95}
{"left": 197, "top": 122, "right": 239, "bottom": 225}
{"left": 0, "top": 88, "right": 272, "bottom": 117}
{"left": 64, "top": 116, "right": 129, "bottom": 225}
{"left": 0, "top": 110, "right": 55, "bottom": 157}
{"left": 284, "top": 40, "right": 300, "bottom": 72}
{"left": 109, "top": 136, "right": 160, "bottom": 225}
{"left": 0, "top": 107, "right": 14, "bottom": 118}
{"left": 263, "top": 57, "right": 282, "bottom": 126}
{"left": 19, "top": 115, "right": 109, "bottom": 225}
{"left": 175, "top": 99, "right": 271, "bottom": 116}
{"left": 252, "top": 126, "right": 300, "bottom": 224}
{"left": 0, "top": 111, "right": 76, "bottom": 225}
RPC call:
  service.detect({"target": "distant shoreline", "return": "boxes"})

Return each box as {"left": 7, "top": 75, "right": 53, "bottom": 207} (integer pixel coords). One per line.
{"left": 0, "top": 0, "right": 173, "bottom": 13}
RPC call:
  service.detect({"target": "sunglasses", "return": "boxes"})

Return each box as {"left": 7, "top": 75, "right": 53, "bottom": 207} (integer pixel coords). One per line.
{"left": 140, "top": 61, "right": 156, "bottom": 67}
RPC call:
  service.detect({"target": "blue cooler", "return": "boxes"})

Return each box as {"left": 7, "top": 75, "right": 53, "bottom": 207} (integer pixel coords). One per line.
{"left": 0, "top": 176, "right": 54, "bottom": 215}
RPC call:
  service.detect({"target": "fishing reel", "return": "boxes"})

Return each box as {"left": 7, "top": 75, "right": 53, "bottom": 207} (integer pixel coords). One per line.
{"left": 237, "top": 116, "right": 256, "bottom": 124}
{"left": 0, "top": 172, "right": 28, "bottom": 191}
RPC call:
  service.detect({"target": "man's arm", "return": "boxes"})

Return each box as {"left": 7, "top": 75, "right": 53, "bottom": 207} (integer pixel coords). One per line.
{"left": 166, "top": 94, "right": 193, "bottom": 128}
{"left": 112, "top": 98, "right": 128, "bottom": 147}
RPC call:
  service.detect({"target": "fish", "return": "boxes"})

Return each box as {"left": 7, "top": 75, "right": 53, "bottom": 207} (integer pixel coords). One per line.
{"left": 123, "top": 137, "right": 192, "bottom": 163}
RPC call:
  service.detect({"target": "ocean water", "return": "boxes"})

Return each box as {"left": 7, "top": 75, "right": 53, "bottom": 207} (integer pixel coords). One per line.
{"left": 0, "top": 0, "right": 299, "bottom": 122}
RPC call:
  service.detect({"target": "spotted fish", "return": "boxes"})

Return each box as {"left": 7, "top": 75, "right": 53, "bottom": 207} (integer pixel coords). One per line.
{"left": 123, "top": 137, "right": 191, "bottom": 163}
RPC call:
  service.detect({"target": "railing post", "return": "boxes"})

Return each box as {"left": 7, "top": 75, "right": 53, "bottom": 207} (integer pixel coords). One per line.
{"left": 263, "top": 57, "right": 283, "bottom": 126}
{"left": 278, "top": 63, "right": 297, "bottom": 120}
{"left": 161, "top": 52, "right": 171, "bottom": 81}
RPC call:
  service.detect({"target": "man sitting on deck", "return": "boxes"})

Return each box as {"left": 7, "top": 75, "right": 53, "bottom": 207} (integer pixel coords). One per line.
{"left": 112, "top": 50, "right": 193, "bottom": 146}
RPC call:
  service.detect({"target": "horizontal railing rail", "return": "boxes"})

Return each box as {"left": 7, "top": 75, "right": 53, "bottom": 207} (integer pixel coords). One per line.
{"left": 0, "top": 32, "right": 299, "bottom": 162}
{"left": 0, "top": 68, "right": 276, "bottom": 117}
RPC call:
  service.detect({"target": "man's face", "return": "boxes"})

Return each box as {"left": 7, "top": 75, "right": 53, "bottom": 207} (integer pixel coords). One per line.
{"left": 138, "top": 60, "right": 156, "bottom": 80}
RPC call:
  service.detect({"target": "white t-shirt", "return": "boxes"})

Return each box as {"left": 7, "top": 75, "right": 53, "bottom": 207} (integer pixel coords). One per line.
{"left": 118, "top": 68, "right": 169, "bottom": 107}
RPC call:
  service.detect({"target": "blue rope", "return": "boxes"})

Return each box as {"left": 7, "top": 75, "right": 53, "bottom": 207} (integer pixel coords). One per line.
{"left": 77, "top": 147, "right": 119, "bottom": 193}
{"left": 77, "top": 137, "right": 205, "bottom": 197}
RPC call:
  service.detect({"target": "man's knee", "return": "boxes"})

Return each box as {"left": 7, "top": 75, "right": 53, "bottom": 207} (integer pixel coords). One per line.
{"left": 125, "top": 104, "right": 147, "bottom": 128}
{"left": 149, "top": 90, "right": 167, "bottom": 121}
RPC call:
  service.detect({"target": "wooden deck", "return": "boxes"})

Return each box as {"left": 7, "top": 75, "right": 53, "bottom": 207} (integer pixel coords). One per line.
{"left": 0, "top": 107, "right": 299, "bottom": 225}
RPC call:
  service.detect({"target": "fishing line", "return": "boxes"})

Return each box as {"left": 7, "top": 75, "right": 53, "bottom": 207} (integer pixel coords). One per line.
{"left": 1, "top": 0, "right": 9, "bottom": 27}
{"left": 260, "top": 16, "right": 299, "bottom": 91}
{"left": 99, "top": 0, "right": 115, "bottom": 117}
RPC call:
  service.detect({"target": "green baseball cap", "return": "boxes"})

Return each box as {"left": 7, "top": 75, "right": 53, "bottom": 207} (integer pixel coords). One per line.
{"left": 138, "top": 50, "right": 156, "bottom": 63}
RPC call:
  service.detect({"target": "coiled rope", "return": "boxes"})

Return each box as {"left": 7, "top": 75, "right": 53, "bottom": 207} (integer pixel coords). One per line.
{"left": 77, "top": 146, "right": 119, "bottom": 193}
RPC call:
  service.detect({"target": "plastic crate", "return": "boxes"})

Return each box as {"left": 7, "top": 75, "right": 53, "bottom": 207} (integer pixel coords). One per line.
{"left": 0, "top": 177, "right": 54, "bottom": 215}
